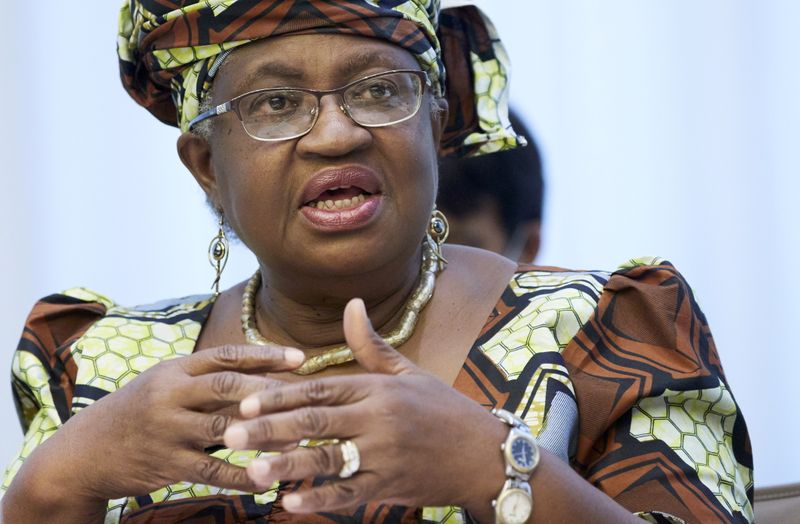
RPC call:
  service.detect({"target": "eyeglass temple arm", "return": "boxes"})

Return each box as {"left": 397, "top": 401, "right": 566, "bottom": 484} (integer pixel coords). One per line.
{"left": 187, "top": 102, "right": 232, "bottom": 130}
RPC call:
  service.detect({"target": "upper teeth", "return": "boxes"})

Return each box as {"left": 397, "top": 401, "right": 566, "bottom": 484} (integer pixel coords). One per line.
{"left": 314, "top": 194, "right": 366, "bottom": 210}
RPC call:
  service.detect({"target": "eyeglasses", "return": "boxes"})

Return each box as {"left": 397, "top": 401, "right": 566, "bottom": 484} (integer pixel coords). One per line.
{"left": 189, "top": 69, "right": 430, "bottom": 141}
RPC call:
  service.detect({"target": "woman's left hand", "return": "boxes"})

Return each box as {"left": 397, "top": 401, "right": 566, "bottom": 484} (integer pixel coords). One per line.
{"left": 223, "top": 298, "right": 507, "bottom": 516}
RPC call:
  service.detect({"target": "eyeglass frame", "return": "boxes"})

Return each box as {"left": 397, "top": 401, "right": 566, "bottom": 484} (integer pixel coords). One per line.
{"left": 188, "top": 69, "right": 431, "bottom": 141}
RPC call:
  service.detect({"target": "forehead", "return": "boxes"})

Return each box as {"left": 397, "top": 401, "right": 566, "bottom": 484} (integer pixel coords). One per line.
{"left": 214, "top": 34, "right": 421, "bottom": 97}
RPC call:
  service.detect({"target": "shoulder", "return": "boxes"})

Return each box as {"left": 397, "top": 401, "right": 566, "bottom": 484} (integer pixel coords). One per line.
{"left": 15, "top": 288, "right": 216, "bottom": 382}
{"left": 557, "top": 255, "right": 730, "bottom": 426}
{"left": 12, "top": 289, "right": 217, "bottom": 424}
{"left": 12, "top": 288, "right": 115, "bottom": 431}
{"left": 17, "top": 288, "right": 116, "bottom": 364}
{"left": 65, "top": 291, "right": 216, "bottom": 361}
{"left": 510, "top": 255, "right": 690, "bottom": 312}
{"left": 566, "top": 256, "right": 714, "bottom": 371}
{"left": 476, "top": 256, "right": 695, "bottom": 365}
{"left": 19, "top": 288, "right": 216, "bottom": 349}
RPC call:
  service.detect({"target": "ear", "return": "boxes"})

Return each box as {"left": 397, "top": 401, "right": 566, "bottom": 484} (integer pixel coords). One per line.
{"left": 430, "top": 96, "right": 449, "bottom": 149}
{"left": 519, "top": 221, "right": 542, "bottom": 264}
{"left": 177, "top": 131, "right": 220, "bottom": 206}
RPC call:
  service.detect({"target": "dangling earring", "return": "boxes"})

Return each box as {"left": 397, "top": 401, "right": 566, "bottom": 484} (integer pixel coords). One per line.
{"left": 427, "top": 207, "right": 449, "bottom": 272}
{"left": 208, "top": 214, "right": 229, "bottom": 297}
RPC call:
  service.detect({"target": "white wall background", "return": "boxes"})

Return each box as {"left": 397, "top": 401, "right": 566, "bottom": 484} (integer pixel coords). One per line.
{"left": 1, "top": 1, "right": 797, "bottom": 487}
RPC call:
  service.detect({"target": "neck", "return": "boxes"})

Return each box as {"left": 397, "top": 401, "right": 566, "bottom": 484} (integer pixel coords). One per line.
{"left": 253, "top": 244, "right": 423, "bottom": 348}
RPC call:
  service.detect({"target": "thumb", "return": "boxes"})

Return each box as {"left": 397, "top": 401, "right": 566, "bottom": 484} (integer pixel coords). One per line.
{"left": 344, "top": 298, "right": 416, "bottom": 375}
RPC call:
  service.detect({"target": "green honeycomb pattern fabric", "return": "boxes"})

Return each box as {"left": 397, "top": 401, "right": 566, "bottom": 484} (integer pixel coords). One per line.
{"left": 631, "top": 384, "right": 753, "bottom": 521}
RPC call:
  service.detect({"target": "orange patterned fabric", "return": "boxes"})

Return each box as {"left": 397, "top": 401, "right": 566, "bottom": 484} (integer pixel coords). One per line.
{"left": 564, "top": 264, "right": 753, "bottom": 523}
{"left": 11, "top": 294, "right": 107, "bottom": 433}
{"left": 2, "top": 261, "right": 753, "bottom": 523}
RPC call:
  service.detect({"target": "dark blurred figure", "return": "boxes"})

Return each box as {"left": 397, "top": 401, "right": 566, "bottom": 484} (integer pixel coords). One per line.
{"left": 438, "top": 109, "right": 544, "bottom": 263}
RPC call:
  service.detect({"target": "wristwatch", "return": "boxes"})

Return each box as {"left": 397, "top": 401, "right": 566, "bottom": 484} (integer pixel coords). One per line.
{"left": 491, "top": 408, "right": 539, "bottom": 524}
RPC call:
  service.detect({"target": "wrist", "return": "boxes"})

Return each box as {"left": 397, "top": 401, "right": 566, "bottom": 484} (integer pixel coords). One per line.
{"left": 4, "top": 448, "right": 107, "bottom": 523}
{"left": 458, "top": 410, "right": 512, "bottom": 522}
{"left": 12, "top": 424, "right": 109, "bottom": 506}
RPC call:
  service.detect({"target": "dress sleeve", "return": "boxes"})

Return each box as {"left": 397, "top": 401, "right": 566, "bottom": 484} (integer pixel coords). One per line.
{"left": 1, "top": 291, "right": 108, "bottom": 493}
{"left": 562, "top": 261, "right": 753, "bottom": 523}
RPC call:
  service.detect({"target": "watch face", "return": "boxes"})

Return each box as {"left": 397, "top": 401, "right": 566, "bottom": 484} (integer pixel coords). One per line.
{"left": 499, "top": 488, "right": 532, "bottom": 524}
{"left": 510, "top": 436, "right": 537, "bottom": 471}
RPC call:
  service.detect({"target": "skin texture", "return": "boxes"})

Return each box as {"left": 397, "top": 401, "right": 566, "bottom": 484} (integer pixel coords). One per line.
{"left": 2, "top": 34, "right": 642, "bottom": 524}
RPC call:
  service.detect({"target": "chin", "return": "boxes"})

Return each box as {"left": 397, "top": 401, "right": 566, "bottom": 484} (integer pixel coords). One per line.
{"left": 277, "top": 234, "right": 406, "bottom": 276}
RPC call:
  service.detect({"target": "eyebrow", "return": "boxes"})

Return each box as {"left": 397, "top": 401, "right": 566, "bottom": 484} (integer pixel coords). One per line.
{"left": 236, "top": 61, "right": 306, "bottom": 92}
{"left": 235, "top": 50, "right": 410, "bottom": 93}
{"left": 340, "top": 50, "right": 402, "bottom": 78}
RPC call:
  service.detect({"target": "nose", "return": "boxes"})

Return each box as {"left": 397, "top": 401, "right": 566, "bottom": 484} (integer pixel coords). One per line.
{"left": 295, "top": 94, "right": 372, "bottom": 158}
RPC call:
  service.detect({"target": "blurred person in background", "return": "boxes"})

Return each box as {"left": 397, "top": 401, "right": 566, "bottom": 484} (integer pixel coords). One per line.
{"left": 438, "top": 110, "right": 544, "bottom": 263}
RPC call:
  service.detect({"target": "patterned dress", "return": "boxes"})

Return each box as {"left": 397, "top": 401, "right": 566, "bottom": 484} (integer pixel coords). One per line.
{"left": 1, "top": 258, "right": 753, "bottom": 523}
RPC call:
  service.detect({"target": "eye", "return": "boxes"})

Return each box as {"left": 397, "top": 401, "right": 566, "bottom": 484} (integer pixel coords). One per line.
{"left": 267, "top": 96, "right": 288, "bottom": 110}
{"left": 256, "top": 94, "right": 293, "bottom": 112}
{"left": 367, "top": 82, "right": 397, "bottom": 100}
{"left": 246, "top": 90, "right": 303, "bottom": 116}
{"left": 352, "top": 80, "right": 399, "bottom": 102}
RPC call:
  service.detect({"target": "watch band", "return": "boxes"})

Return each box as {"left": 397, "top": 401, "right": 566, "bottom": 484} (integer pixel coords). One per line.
{"left": 491, "top": 407, "right": 526, "bottom": 429}
{"left": 492, "top": 479, "right": 533, "bottom": 524}
{"left": 490, "top": 408, "right": 539, "bottom": 524}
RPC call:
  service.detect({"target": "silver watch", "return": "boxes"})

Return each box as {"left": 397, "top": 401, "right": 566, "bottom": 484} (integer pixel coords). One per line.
{"left": 491, "top": 408, "right": 539, "bottom": 524}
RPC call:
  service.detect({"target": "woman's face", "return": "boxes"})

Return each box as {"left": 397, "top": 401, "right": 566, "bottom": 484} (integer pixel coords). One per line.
{"left": 185, "top": 34, "right": 446, "bottom": 280}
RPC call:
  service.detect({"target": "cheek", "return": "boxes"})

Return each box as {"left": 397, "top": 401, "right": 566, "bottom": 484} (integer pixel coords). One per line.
{"left": 211, "top": 143, "right": 293, "bottom": 239}
{"left": 383, "top": 120, "right": 439, "bottom": 191}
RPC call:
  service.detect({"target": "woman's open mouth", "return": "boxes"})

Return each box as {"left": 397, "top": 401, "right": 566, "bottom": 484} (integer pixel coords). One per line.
{"left": 305, "top": 186, "right": 371, "bottom": 211}
{"left": 299, "top": 167, "right": 383, "bottom": 231}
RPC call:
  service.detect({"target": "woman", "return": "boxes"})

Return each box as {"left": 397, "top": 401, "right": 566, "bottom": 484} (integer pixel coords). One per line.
{"left": 0, "top": 1, "right": 752, "bottom": 523}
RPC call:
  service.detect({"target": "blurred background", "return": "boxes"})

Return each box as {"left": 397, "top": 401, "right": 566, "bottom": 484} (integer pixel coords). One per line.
{"left": 1, "top": 0, "right": 797, "bottom": 487}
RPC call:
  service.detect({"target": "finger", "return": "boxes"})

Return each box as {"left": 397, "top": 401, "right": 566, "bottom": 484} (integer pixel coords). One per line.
{"left": 177, "top": 411, "right": 300, "bottom": 451}
{"left": 343, "top": 298, "right": 416, "bottom": 375}
{"left": 224, "top": 405, "right": 360, "bottom": 451}
{"left": 182, "top": 450, "right": 271, "bottom": 492}
{"left": 239, "top": 376, "right": 367, "bottom": 419}
{"left": 208, "top": 403, "right": 248, "bottom": 419}
{"left": 281, "top": 475, "right": 374, "bottom": 513}
{"left": 246, "top": 442, "right": 347, "bottom": 485}
{"left": 182, "top": 372, "right": 283, "bottom": 411}
{"left": 179, "top": 411, "right": 237, "bottom": 448}
{"left": 178, "top": 344, "right": 305, "bottom": 376}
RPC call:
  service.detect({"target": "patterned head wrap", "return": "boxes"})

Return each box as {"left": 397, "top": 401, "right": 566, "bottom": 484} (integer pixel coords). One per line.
{"left": 118, "top": 0, "right": 525, "bottom": 157}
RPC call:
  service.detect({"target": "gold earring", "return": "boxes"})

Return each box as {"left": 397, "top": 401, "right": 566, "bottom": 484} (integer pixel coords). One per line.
{"left": 208, "top": 215, "right": 229, "bottom": 297}
{"left": 427, "top": 208, "right": 449, "bottom": 272}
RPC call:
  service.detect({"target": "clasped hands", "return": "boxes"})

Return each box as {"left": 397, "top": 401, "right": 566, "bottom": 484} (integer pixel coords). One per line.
{"left": 224, "top": 298, "right": 505, "bottom": 514}
{"left": 55, "top": 299, "right": 506, "bottom": 517}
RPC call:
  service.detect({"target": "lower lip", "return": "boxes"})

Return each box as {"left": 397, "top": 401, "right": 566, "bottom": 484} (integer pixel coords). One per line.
{"left": 299, "top": 195, "right": 382, "bottom": 232}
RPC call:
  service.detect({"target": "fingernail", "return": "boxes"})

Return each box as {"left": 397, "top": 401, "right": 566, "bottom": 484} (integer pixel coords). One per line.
{"left": 351, "top": 298, "right": 366, "bottom": 316}
{"left": 248, "top": 459, "right": 271, "bottom": 481}
{"left": 283, "top": 493, "right": 301, "bottom": 510}
{"left": 224, "top": 425, "right": 248, "bottom": 450}
{"left": 285, "top": 348, "right": 305, "bottom": 365}
{"left": 240, "top": 396, "right": 260, "bottom": 418}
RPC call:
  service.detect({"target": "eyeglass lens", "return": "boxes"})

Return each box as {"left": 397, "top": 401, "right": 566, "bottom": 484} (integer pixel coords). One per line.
{"left": 238, "top": 71, "right": 423, "bottom": 141}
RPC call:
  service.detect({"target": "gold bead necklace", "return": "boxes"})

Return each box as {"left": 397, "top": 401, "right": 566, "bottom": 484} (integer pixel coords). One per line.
{"left": 241, "top": 238, "right": 442, "bottom": 375}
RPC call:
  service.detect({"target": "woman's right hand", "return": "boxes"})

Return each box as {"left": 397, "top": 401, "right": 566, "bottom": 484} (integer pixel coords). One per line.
{"left": 3, "top": 343, "right": 303, "bottom": 518}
